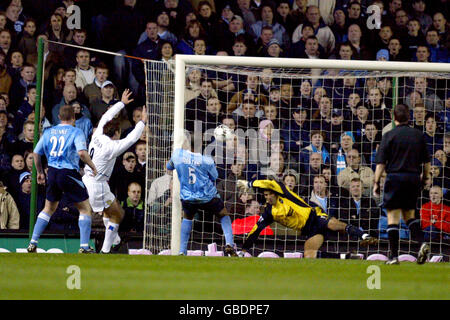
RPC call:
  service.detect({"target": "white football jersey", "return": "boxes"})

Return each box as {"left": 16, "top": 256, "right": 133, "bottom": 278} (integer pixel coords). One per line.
{"left": 84, "top": 101, "right": 145, "bottom": 182}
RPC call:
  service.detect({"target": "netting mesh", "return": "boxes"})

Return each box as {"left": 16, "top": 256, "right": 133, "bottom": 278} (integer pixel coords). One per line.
{"left": 144, "top": 59, "right": 449, "bottom": 259}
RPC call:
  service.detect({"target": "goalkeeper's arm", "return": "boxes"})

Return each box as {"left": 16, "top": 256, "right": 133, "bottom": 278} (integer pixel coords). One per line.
{"left": 241, "top": 209, "right": 274, "bottom": 252}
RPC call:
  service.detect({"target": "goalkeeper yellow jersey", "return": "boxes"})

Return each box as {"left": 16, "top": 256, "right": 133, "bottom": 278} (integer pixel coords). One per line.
{"left": 251, "top": 179, "right": 327, "bottom": 231}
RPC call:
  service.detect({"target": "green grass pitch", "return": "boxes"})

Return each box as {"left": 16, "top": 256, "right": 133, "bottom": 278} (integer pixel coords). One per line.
{"left": 1, "top": 253, "right": 448, "bottom": 300}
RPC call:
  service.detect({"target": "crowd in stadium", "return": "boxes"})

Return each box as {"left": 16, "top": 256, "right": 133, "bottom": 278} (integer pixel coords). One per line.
{"left": 0, "top": 0, "right": 448, "bottom": 244}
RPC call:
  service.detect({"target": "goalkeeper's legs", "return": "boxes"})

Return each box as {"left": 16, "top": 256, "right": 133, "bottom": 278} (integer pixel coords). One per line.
{"left": 304, "top": 234, "right": 324, "bottom": 258}
{"left": 327, "top": 217, "right": 377, "bottom": 246}
{"left": 100, "top": 200, "right": 124, "bottom": 253}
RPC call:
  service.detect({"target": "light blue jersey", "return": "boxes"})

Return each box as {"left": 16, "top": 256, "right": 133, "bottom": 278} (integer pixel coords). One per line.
{"left": 34, "top": 124, "right": 87, "bottom": 171}
{"left": 167, "top": 148, "right": 218, "bottom": 202}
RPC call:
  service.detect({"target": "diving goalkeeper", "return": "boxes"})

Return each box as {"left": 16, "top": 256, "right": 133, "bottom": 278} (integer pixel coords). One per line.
{"left": 236, "top": 179, "right": 378, "bottom": 258}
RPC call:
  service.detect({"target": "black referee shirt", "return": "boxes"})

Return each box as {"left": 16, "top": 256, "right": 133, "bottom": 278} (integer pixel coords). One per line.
{"left": 375, "top": 124, "right": 430, "bottom": 174}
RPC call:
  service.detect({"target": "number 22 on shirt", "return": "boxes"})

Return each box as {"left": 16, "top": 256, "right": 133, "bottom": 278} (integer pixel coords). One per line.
{"left": 49, "top": 136, "right": 65, "bottom": 157}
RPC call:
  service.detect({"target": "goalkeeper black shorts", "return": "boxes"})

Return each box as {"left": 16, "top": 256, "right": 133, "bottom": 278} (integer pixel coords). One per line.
{"left": 302, "top": 208, "right": 330, "bottom": 239}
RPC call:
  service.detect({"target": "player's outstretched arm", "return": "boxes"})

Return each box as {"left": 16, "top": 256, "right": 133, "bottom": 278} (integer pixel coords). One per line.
{"left": 121, "top": 88, "right": 134, "bottom": 105}
{"left": 110, "top": 105, "right": 147, "bottom": 158}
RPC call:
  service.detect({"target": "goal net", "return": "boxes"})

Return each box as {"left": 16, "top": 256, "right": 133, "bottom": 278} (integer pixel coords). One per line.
{"left": 144, "top": 56, "right": 450, "bottom": 260}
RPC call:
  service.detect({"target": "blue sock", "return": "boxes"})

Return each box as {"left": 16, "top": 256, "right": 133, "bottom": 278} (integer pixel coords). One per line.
{"left": 78, "top": 214, "right": 92, "bottom": 249}
{"left": 220, "top": 215, "right": 234, "bottom": 246}
{"left": 31, "top": 212, "right": 51, "bottom": 244}
{"left": 180, "top": 219, "right": 193, "bottom": 255}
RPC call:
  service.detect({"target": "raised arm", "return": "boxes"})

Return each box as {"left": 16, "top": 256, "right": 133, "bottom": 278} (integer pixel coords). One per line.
{"left": 110, "top": 105, "right": 147, "bottom": 158}
{"left": 95, "top": 89, "right": 135, "bottom": 136}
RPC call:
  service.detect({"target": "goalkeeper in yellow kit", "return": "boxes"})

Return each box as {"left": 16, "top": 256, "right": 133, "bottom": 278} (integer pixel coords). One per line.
{"left": 237, "top": 179, "right": 378, "bottom": 258}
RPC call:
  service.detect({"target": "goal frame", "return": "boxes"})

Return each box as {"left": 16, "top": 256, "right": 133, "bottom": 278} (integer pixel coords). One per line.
{"left": 171, "top": 55, "right": 450, "bottom": 255}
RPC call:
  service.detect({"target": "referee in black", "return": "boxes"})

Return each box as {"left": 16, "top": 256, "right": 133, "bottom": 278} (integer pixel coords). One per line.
{"left": 373, "top": 104, "right": 431, "bottom": 265}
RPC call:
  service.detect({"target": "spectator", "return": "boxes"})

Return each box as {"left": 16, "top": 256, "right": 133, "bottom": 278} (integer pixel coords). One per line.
{"left": 193, "top": 37, "right": 208, "bottom": 55}
{"left": 0, "top": 110, "right": 16, "bottom": 172}
{"left": 300, "top": 130, "right": 330, "bottom": 173}
{"left": 0, "top": 51, "right": 12, "bottom": 95}
{"left": 337, "top": 148, "right": 374, "bottom": 196}
{"left": 402, "top": 18, "right": 425, "bottom": 60}
{"left": 45, "top": 13, "right": 71, "bottom": 57}
{"left": 366, "top": 87, "right": 391, "bottom": 129}
{"left": 134, "top": 140, "right": 146, "bottom": 177}
{"left": 158, "top": 39, "right": 175, "bottom": 62}
{"left": 74, "top": 49, "right": 95, "bottom": 91}
{"left": 292, "top": 5, "right": 336, "bottom": 56}
{"left": 281, "top": 106, "right": 310, "bottom": 156}
{"left": 411, "top": 0, "right": 432, "bottom": 34}
{"left": 2, "top": 153, "right": 24, "bottom": 197}
{"left": 72, "top": 101, "right": 92, "bottom": 143}
{"left": 310, "top": 174, "right": 338, "bottom": 217}
{"left": 7, "top": 50, "right": 23, "bottom": 81}
{"left": 250, "top": 4, "right": 289, "bottom": 50}
{"left": 0, "top": 29, "right": 13, "bottom": 59}
{"left": 388, "top": 37, "right": 406, "bottom": 61}
{"left": 412, "top": 102, "right": 426, "bottom": 132}
{"left": 329, "top": 109, "right": 348, "bottom": 152}
{"left": 373, "top": 24, "right": 393, "bottom": 53}
{"left": 110, "top": 151, "right": 144, "bottom": 202}
{"left": 288, "top": 0, "right": 308, "bottom": 34}
{"left": 346, "top": 1, "right": 366, "bottom": 31}
{"left": 52, "top": 84, "right": 90, "bottom": 125}
{"left": 393, "top": 8, "right": 409, "bottom": 40}
{"left": 83, "top": 63, "right": 117, "bottom": 107}
{"left": 423, "top": 114, "right": 443, "bottom": 156}
{"left": 120, "top": 182, "right": 144, "bottom": 233}
{"left": 361, "top": 121, "right": 380, "bottom": 169}
{"left": 338, "top": 177, "right": 380, "bottom": 237}
{"left": 415, "top": 44, "right": 431, "bottom": 62}
{"left": 14, "top": 84, "right": 35, "bottom": 134}
{"left": 265, "top": 38, "right": 284, "bottom": 57}
{"left": 15, "top": 171, "right": 44, "bottom": 230}
{"left": 121, "top": 106, "right": 142, "bottom": 138}
{"left": 0, "top": 180, "right": 19, "bottom": 229}
{"left": 9, "top": 63, "right": 35, "bottom": 111}
{"left": 331, "top": 6, "right": 347, "bottom": 45}
{"left": 217, "top": 162, "right": 246, "bottom": 213}
{"left": 228, "top": 74, "right": 266, "bottom": 114}
{"left": 289, "top": 22, "right": 323, "bottom": 58}
{"left": 235, "top": 98, "right": 260, "bottom": 130}
{"left": 299, "top": 151, "right": 323, "bottom": 196}
{"left": 176, "top": 20, "right": 204, "bottom": 55}
{"left": 12, "top": 120, "right": 33, "bottom": 156}
{"left": 347, "top": 24, "right": 373, "bottom": 60}
{"left": 332, "top": 131, "right": 355, "bottom": 175}
{"left": 431, "top": 12, "right": 449, "bottom": 49}
{"left": 420, "top": 185, "right": 450, "bottom": 241}
{"left": 235, "top": 0, "right": 257, "bottom": 30}
{"left": 258, "top": 151, "right": 292, "bottom": 182}
{"left": 276, "top": 1, "right": 298, "bottom": 38}
{"left": 139, "top": 11, "right": 177, "bottom": 48}
{"left": 311, "top": 95, "right": 332, "bottom": 135}
{"left": 406, "top": 77, "right": 443, "bottom": 112}
{"left": 63, "top": 28, "right": 89, "bottom": 68}
{"left": 88, "top": 80, "right": 120, "bottom": 127}
{"left": 425, "top": 29, "right": 449, "bottom": 63}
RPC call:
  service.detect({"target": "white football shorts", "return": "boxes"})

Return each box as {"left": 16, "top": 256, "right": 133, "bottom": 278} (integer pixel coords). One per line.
{"left": 82, "top": 175, "right": 116, "bottom": 212}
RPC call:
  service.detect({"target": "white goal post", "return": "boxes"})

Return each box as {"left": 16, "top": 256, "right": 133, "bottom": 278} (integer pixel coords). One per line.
{"left": 170, "top": 55, "right": 450, "bottom": 256}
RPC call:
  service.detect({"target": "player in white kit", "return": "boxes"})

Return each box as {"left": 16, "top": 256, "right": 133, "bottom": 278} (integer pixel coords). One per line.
{"left": 82, "top": 89, "right": 147, "bottom": 253}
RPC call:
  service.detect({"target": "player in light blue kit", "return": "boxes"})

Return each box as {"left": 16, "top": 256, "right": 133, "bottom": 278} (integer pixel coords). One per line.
{"left": 167, "top": 136, "right": 237, "bottom": 256}
{"left": 27, "top": 105, "right": 98, "bottom": 253}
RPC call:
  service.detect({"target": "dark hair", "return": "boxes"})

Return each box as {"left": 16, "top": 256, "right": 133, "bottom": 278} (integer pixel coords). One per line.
{"left": 103, "top": 119, "right": 120, "bottom": 137}
{"left": 393, "top": 104, "right": 410, "bottom": 124}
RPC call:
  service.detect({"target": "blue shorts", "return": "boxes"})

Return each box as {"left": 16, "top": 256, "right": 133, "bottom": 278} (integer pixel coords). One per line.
{"left": 181, "top": 196, "right": 225, "bottom": 219}
{"left": 46, "top": 167, "right": 89, "bottom": 203}
{"left": 302, "top": 208, "right": 330, "bottom": 239}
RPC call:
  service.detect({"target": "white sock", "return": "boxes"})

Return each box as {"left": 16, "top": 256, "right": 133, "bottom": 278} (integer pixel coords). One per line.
{"left": 101, "top": 222, "right": 119, "bottom": 253}
{"left": 103, "top": 217, "right": 120, "bottom": 246}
